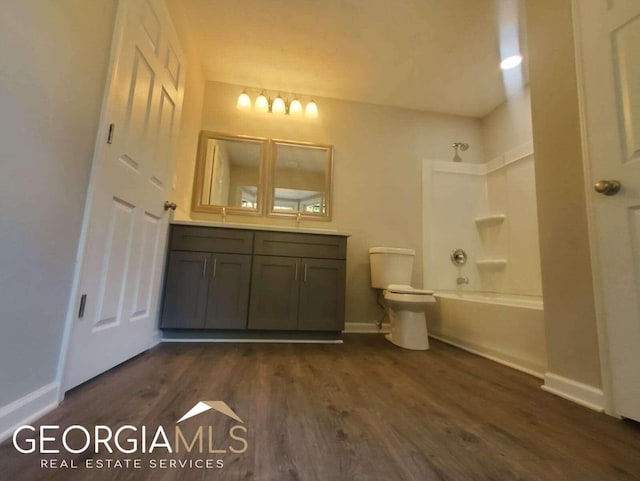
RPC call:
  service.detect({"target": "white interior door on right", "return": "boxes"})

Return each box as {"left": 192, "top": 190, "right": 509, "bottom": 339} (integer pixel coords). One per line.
{"left": 574, "top": 0, "right": 640, "bottom": 422}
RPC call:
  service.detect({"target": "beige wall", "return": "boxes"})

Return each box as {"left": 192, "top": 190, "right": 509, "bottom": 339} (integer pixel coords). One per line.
{"left": 174, "top": 80, "right": 484, "bottom": 324}
{"left": 0, "top": 0, "right": 116, "bottom": 407}
{"left": 481, "top": 86, "right": 533, "bottom": 161}
{"left": 526, "top": 0, "right": 602, "bottom": 388}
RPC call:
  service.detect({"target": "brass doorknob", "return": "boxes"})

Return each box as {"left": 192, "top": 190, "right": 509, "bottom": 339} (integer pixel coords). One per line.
{"left": 594, "top": 180, "right": 621, "bottom": 196}
{"left": 164, "top": 201, "right": 177, "bottom": 211}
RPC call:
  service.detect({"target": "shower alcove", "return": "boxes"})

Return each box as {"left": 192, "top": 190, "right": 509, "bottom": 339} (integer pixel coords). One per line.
{"left": 422, "top": 142, "right": 547, "bottom": 376}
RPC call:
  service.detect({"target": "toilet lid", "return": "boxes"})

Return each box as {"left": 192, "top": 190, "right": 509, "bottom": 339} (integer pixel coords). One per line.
{"left": 386, "top": 284, "right": 434, "bottom": 295}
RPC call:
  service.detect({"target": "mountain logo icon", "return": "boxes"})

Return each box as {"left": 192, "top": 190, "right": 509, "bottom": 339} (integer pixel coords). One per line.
{"left": 177, "top": 401, "right": 243, "bottom": 424}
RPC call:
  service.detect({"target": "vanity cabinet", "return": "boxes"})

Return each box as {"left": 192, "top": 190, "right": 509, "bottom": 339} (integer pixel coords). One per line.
{"left": 161, "top": 251, "right": 209, "bottom": 329}
{"left": 160, "top": 227, "right": 252, "bottom": 330}
{"left": 297, "top": 258, "right": 345, "bottom": 331}
{"left": 160, "top": 225, "right": 347, "bottom": 332}
{"left": 248, "top": 256, "right": 300, "bottom": 330}
{"left": 248, "top": 232, "right": 346, "bottom": 331}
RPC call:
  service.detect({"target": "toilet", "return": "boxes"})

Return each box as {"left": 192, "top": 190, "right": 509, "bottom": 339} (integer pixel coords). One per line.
{"left": 369, "top": 247, "right": 435, "bottom": 350}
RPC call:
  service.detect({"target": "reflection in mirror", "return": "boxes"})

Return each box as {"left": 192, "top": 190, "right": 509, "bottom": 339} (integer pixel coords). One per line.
{"left": 270, "top": 140, "right": 333, "bottom": 220}
{"left": 192, "top": 132, "right": 266, "bottom": 215}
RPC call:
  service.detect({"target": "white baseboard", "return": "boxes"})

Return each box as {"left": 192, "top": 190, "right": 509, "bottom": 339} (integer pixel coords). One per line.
{"left": 541, "top": 372, "right": 605, "bottom": 412}
{"left": 428, "top": 333, "right": 545, "bottom": 379}
{"left": 343, "top": 322, "right": 390, "bottom": 334}
{"left": 0, "top": 383, "right": 59, "bottom": 443}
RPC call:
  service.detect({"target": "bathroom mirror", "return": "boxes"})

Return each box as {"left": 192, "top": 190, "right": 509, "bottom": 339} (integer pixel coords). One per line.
{"left": 268, "top": 140, "right": 334, "bottom": 220}
{"left": 191, "top": 131, "right": 267, "bottom": 215}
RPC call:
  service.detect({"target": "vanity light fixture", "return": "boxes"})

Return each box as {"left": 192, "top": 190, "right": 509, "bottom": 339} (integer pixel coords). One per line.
{"left": 254, "top": 92, "right": 269, "bottom": 113}
{"left": 236, "top": 90, "right": 319, "bottom": 118}
{"left": 500, "top": 54, "right": 523, "bottom": 70}
{"left": 305, "top": 100, "right": 319, "bottom": 119}
{"left": 272, "top": 95, "right": 287, "bottom": 115}
{"left": 236, "top": 91, "right": 251, "bottom": 110}
{"left": 289, "top": 98, "right": 303, "bottom": 116}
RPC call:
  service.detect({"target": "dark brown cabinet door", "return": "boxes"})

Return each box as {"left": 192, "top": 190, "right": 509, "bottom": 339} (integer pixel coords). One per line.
{"left": 297, "top": 258, "right": 346, "bottom": 331}
{"left": 248, "top": 256, "right": 300, "bottom": 330}
{"left": 160, "top": 251, "right": 210, "bottom": 329}
{"left": 204, "top": 254, "right": 251, "bottom": 329}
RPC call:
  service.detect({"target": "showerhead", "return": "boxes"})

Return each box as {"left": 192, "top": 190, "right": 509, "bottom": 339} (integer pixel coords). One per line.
{"left": 452, "top": 142, "right": 469, "bottom": 151}
{"left": 452, "top": 142, "right": 469, "bottom": 162}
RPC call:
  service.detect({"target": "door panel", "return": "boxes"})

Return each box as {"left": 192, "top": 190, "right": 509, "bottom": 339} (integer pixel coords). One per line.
{"left": 95, "top": 197, "right": 135, "bottom": 329}
{"left": 130, "top": 211, "right": 161, "bottom": 321}
{"left": 611, "top": 16, "right": 640, "bottom": 162}
{"left": 150, "top": 87, "right": 176, "bottom": 188}
{"left": 63, "top": 0, "right": 185, "bottom": 390}
{"left": 205, "top": 254, "right": 252, "bottom": 330}
{"left": 248, "top": 256, "right": 299, "bottom": 330}
{"left": 298, "top": 258, "right": 346, "bottom": 331}
{"left": 123, "top": 48, "right": 155, "bottom": 164}
{"left": 575, "top": 0, "right": 640, "bottom": 421}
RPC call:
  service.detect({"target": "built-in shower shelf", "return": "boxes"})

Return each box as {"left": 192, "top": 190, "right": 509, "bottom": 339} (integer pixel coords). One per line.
{"left": 476, "top": 258, "right": 508, "bottom": 269}
{"left": 474, "top": 214, "right": 506, "bottom": 226}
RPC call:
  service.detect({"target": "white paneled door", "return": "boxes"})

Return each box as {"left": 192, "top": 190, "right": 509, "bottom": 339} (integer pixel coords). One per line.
{"left": 574, "top": 1, "right": 640, "bottom": 421}
{"left": 63, "top": 0, "right": 185, "bottom": 390}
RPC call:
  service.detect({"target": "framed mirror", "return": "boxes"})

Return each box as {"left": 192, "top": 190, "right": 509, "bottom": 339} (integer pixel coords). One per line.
{"left": 192, "top": 131, "right": 267, "bottom": 215}
{"left": 268, "top": 140, "right": 334, "bottom": 220}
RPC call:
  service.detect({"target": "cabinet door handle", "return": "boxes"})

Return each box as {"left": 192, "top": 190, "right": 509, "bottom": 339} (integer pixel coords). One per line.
{"left": 202, "top": 258, "right": 207, "bottom": 278}
{"left": 294, "top": 262, "right": 299, "bottom": 281}
{"left": 303, "top": 263, "right": 308, "bottom": 282}
{"left": 212, "top": 258, "right": 217, "bottom": 278}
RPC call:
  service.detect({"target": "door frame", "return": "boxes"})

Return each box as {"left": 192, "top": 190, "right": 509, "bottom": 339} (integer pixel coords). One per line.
{"left": 570, "top": 0, "right": 615, "bottom": 416}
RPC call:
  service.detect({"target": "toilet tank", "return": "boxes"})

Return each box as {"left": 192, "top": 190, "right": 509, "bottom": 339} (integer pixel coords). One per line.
{"left": 369, "top": 247, "right": 415, "bottom": 289}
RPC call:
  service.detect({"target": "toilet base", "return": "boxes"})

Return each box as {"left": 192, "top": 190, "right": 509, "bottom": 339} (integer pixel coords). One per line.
{"left": 385, "top": 309, "right": 430, "bottom": 350}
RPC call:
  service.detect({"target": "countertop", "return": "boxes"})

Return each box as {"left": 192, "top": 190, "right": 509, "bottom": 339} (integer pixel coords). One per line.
{"left": 170, "top": 219, "right": 351, "bottom": 237}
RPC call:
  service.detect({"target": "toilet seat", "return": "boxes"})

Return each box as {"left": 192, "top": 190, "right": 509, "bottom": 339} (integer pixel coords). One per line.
{"left": 383, "top": 284, "right": 435, "bottom": 304}
{"left": 383, "top": 291, "right": 436, "bottom": 304}
{"left": 386, "top": 284, "right": 434, "bottom": 295}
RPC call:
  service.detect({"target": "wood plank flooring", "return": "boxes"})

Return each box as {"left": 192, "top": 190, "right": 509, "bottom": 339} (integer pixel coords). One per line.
{"left": 1, "top": 335, "right": 639, "bottom": 481}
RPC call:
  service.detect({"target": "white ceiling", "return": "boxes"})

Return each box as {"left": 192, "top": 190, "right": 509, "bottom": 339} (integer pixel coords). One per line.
{"left": 180, "top": 0, "right": 525, "bottom": 118}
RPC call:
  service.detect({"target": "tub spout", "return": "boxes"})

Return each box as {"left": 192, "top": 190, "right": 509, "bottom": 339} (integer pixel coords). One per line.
{"left": 456, "top": 276, "right": 469, "bottom": 285}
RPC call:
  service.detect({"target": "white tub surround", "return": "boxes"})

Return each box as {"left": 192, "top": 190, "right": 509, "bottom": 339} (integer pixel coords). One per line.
{"left": 422, "top": 141, "right": 541, "bottom": 297}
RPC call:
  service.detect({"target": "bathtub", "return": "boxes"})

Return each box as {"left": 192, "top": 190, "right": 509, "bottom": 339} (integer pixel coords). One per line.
{"left": 425, "top": 291, "right": 547, "bottom": 378}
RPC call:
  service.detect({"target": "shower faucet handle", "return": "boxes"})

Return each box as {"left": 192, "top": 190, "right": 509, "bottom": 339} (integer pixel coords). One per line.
{"left": 450, "top": 248, "right": 468, "bottom": 266}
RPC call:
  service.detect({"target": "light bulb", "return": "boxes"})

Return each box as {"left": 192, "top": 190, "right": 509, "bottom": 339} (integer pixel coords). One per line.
{"left": 236, "top": 91, "right": 251, "bottom": 110}
{"left": 289, "top": 98, "right": 303, "bottom": 116}
{"left": 255, "top": 93, "right": 269, "bottom": 112}
{"left": 305, "top": 100, "right": 318, "bottom": 118}
{"left": 500, "top": 55, "right": 522, "bottom": 70}
{"left": 272, "top": 96, "right": 286, "bottom": 115}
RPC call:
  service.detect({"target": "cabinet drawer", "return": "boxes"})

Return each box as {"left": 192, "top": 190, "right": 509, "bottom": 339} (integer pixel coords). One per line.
{"left": 170, "top": 226, "right": 253, "bottom": 254}
{"left": 254, "top": 231, "right": 346, "bottom": 259}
